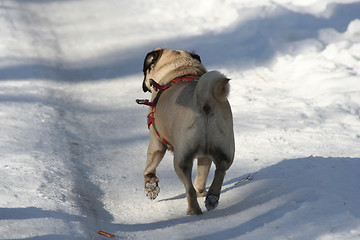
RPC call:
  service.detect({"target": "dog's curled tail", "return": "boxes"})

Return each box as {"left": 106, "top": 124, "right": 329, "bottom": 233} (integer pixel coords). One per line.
{"left": 195, "top": 71, "right": 230, "bottom": 114}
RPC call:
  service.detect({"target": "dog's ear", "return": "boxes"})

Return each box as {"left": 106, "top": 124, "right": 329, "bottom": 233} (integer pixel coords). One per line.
{"left": 142, "top": 49, "right": 163, "bottom": 92}
{"left": 143, "top": 49, "right": 163, "bottom": 74}
{"left": 190, "top": 52, "right": 201, "bottom": 63}
{"left": 142, "top": 79, "right": 150, "bottom": 93}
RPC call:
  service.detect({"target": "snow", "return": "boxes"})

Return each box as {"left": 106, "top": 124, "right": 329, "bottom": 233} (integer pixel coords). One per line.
{"left": 1, "top": 0, "right": 360, "bottom": 239}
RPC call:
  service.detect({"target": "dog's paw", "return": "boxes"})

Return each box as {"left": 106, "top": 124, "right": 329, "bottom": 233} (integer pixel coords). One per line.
{"left": 145, "top": 182, "right": 160, "bottom": 200}
{"left": 196, "top": 189, "right": 207, "bottom": 197}
{"left": 187, "top": 206, "right": 203, "bottom": 215}
{"left": 205, "top": 194, "right": 219, "bottom": 211}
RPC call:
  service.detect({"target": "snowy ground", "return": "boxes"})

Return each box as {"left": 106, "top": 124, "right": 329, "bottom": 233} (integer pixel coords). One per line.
{"left": 1, "top": 0, "right": 360, "bottom": 239}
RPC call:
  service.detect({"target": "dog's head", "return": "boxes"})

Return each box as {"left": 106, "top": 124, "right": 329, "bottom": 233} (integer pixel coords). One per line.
{"left": 142, "top": 48, "right": 206, "bottom": 93}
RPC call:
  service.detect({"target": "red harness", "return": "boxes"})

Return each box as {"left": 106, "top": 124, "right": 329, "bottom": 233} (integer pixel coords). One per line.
{"left": 136, "top": 75, "right": 199, "bottom": 152}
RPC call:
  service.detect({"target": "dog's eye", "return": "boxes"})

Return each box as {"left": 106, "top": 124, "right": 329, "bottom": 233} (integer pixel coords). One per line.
{"left": 190, "top": 53, "right": 201, "bottom": 62}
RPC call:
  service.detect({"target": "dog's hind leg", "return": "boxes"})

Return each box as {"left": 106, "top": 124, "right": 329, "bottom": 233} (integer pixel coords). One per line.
{"left": 194, "top": 156, "right": 211, "bottom": 197}
{"left": 144, "top": 132, "right": 166, "bottom": 200}
{"left": 205, "top": 150, "right": 232, "bottom": 211}
{"left": 174, "top": 154, "right": 202, "bottom": 215}
{"left": 205, "top": 161, "right": 226, "bottom": 211}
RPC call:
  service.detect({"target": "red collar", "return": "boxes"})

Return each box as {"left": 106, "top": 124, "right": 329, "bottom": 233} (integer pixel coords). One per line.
{"left": 136, "top": 75, "right": 199, "bottom": 107}
{"left": 151, "top": 75, "right": 199, "bottom": 93}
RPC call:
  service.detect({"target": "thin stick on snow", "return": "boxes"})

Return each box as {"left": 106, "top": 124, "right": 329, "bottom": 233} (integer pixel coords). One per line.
{"left": 255, "top": 73, "right": 267, "bottom": 82}
{"left": 234, "top": 173, "right": 256, "bottom": 186}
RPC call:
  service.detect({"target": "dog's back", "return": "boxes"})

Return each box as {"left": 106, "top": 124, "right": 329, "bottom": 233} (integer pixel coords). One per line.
{"left": 155, "top": 71, "right": 234, "bottom": 162}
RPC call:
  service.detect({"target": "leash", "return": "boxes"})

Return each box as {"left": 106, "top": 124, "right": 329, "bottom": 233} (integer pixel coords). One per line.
{"left": 136, "top": 75, "right": 199, "bottom": 152}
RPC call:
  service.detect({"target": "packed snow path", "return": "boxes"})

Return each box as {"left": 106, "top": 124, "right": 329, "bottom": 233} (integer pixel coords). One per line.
{"left": 1, "top": 1, "right": 360, "bottom": 239}
{"left": 0, "top": 1, "right": 118, "bottom": 239}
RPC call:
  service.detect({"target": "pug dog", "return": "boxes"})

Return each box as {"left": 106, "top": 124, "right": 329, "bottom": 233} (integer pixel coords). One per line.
{"left": 139, "top": 48, "right": 234, "bottom": 215}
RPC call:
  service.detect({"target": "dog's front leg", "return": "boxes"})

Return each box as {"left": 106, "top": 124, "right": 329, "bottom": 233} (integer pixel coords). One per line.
{"left": 144, "top": 130, "right": 166, "bottom": 200}
{"left": 194, "top": 156, "right": 212, "bottom": 197}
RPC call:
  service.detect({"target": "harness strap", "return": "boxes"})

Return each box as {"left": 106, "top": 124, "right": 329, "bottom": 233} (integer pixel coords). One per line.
{"left": 151, "top": 75, "right": 199, "bottom": 105}
{"left": 136, "top": 75, "right": 199, "bottom": 152}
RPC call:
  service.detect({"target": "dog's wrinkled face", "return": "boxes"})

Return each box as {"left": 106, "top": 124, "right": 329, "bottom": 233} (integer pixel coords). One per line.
{"left": 142, "top": 48, "right": 205, "bottom": 93}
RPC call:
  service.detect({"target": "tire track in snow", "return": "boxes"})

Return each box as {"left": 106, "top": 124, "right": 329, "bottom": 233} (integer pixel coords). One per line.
{"left": 7, "top": 1, "right": 115, "bottom": 238}
{"left": 53, "top": 97, "right": 114, "bottom": 239}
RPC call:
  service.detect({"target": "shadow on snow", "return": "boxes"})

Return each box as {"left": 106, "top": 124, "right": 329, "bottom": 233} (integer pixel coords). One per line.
{"left": 109, "top": 156, "right": 360, "bottom": 239}
{"left": 0, "top": 2, "right": 359, "bottom": 81}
